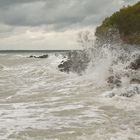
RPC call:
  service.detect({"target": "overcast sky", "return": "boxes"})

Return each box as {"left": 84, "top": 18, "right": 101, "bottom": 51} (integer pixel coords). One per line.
{"left": 0, "top": 0, "right": 139, "bottom": 50}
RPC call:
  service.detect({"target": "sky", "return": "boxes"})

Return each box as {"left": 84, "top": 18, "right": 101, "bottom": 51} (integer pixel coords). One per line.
{"left": 0, "top": 0, "right": 139, "bottom": 50}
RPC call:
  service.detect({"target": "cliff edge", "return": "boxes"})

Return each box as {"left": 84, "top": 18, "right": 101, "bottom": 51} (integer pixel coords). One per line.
{"left": 95, "top": 2, "right": 140, "bottom": 45}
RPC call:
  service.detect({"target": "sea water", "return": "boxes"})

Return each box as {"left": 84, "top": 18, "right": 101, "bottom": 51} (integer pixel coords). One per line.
{"left": 0, "top": 46, "right": 140, "bottom": 140}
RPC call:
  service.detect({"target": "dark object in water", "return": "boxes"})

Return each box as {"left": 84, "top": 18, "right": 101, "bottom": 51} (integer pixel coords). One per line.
{"left": 129, "top": 56, "right": 140, "bottom": 70}
{"left": 58, "top": 60, "right": 72, "bottom": 73}
{"left": 58, "top": 50, "right": 90, "bottom": 74}
{"left": 120, "top": 86, "right": 140, "bottom": 97}
{"left": 107, "top": 86, "right": 140, "bottom": 98}
{"left": 38, "top": 54, "right": 48, "bottom": 58}
{"left": 130, "top": 78, "right": 140, "bottom": 84}
{"left": 107, "top": 75, "right": 121, "bottom": 87}
{"left": 29, "top": 54, "right": 48, "bottom": 59}
{"left": 120, "top": 92, "right": 135, "bottom": 97}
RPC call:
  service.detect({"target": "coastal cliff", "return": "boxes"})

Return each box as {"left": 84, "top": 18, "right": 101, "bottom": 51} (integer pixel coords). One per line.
{"left": 95, "top": 2, "right": 140, "bottom": 45}
{"left": 58, "top": 2, "right": 140, "bottom": 75}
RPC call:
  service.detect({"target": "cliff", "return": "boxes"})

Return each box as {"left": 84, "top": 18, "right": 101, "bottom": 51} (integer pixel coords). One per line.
{"left": 95, "top": 2, "right": 140, "bottom": 45}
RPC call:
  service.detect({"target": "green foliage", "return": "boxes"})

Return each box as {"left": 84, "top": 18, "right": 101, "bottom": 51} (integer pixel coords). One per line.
{"left": 95, "top": 1, "right": 140, "bottom": 45}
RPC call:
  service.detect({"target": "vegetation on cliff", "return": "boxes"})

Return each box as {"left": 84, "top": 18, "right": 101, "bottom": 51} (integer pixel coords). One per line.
{"left": 95, "top": 1, "right": 140, "bottom": 45}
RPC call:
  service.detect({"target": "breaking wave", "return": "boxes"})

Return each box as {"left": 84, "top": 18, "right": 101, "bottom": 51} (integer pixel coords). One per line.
{"left": 0, "top": 42, "right": 140, "bottom": 140}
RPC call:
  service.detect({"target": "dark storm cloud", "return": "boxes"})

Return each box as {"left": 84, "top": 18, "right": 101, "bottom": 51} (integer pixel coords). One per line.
{"left": 0, "top": 0, "right": 45, "bottom": 7}
{"left": 0, "top": 0, "right": 139, "bottom": 30}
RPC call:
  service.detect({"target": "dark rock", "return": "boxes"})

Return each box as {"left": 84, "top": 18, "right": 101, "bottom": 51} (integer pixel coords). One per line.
{"left": 29, "top": 55, "right": 35, "bottom": 58}
{"left": 58, "top": 60, "right": 72, "bottom": 73}
{"left": 107, "top": 75, "right": 121, "bottom": 87}
{"left": 120, "top": 92, "right": 134, "bottom": 97}
{"left": 29, "top": 54, "right": 48, "bottom": 59}
{"left": 106, "top": 85, "right": 140, "bottom": 98}
{"left": 129, "top": 56, "right": 140, "bottom": 70}
{"left": 119, "top": 86, "right": 140, "bottom": 97}
{"left": 120, "top": 86, "right": 140, "bottom": 97}
{"left": 38, "top": 54, "right": 48, "bottom": 58}
{"left": 58, "top": 50, "right": 90, "bottom": 74}
{"left": 130, "top": 79, "right": 140, "bottom": 84}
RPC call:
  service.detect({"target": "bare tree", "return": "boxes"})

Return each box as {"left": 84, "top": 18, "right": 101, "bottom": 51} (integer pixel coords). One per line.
{"left": 77, "top": 31, "right": 95, "bottom": 50}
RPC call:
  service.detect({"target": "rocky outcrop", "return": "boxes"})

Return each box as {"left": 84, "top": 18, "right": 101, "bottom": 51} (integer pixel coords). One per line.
{"left": 29, "top": 54, "right": 48, "bottom": 59}
{"left": 119, "top": 86, "right": 140, "bottom": 97}
{"left": 105, "top": 85, "right": 140, "bottom": 98}
{"left": 58, "top": 60, "right": 72, "bottom": 73}
{"left": 107, "top": 75, "right": 121, "bottom": 88}
{"left": 129, "top": 56, "right": 140, "bottom": 70}
{"left": 58, "top": 50, "right": 90, "bottom": 74}
{"left": 95, "top": 2, "right": 140, "bottom": 46}
{"left": 130, "top": 79, "right": 140, "bottom": 84}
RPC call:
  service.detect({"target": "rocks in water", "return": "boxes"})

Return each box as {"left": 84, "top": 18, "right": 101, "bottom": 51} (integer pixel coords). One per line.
{"left": 38, "top": 54, "right": 48, "bottom": 58}
{"left": 119, "top": 86, "right": 140, "bottom": 97}
{"left": 58, "top": 50, "right": 90, "bottom": 74}
{"left": 129, "top": 55, "right": 140, "bottom": 70}
{"left": 58, "top": 60, "right": 72, "bottom": 73}
{"left": 105, "top": 85, "right": 140, "bottom": 98}
{"left": 29, "top": 55, "right": 35, "bottom": 58}
{"left": 130, "top": 78, "right": 140, "bottom": 84}
{"left": 120, "top": 91, "right": 136, "bottom": 97}
{"left": 107, "top": 75, "right": 121, "bottom": 88}
{"left": 29, "top": 54, "right": 48, "bottom": 59}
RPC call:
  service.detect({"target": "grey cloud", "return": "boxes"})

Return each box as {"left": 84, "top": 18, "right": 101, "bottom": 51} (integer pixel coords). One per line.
{"left": 0, "top": 0, "right": 139, "bottom": 31}
{"left": 0, "top": 0, "right": 45, "bottom": 8}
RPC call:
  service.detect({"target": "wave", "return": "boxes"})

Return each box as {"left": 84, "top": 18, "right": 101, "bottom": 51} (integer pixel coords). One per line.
{"left": 0, "top": 44, "right": 140, "bottom": 140}
{"left": 57, "top": 42, "right": 140, "bottom": 98}
{"left": 88, "top": 44, "right": 139, "bottom": 95}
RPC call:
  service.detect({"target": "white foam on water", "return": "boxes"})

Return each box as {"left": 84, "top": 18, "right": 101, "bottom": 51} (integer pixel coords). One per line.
{"left": 0, "top": 45, "right": 140, "bottom": 140}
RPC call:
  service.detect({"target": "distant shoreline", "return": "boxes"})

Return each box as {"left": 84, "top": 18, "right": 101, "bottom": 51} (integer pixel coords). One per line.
{"left": 0, "top": 50, "right": 78, "bottom": 53}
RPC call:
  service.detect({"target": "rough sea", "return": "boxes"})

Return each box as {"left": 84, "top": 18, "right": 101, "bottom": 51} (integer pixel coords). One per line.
{"left": 0, "top": 45, "right": 140, "bottom": 140}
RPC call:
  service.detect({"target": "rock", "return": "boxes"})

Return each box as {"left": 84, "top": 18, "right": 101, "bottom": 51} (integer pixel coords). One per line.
{"left": 120, "top": 92, "right": 135, "bottom": 97}
{"left": 29, "top": 54, "right": 48, "bottom": 59}
{"left": 119, "top": 86, "right": 140, "bottom": 97}
{"left": 129, "top": 56, "right": 140, "bottom": 70}
{"left": 105, "top": 85, "right": 140, "bottom": 98}
{"left": 107, "top": 75, "right": 121, "bottom": 88}
{"left": 58, "top": 60, "right": 72, "bottom": 73}
{"left": 58, "top": 50, "right": 90, "bottom": 74}
{"left": 130, "top": 78, "right": 140, "bottom": 84}
{"left": 29, "top": 55, "right": 35, "bottom": 58}
{"left": 38, "top": 54, "right": 48, "bottom": 58}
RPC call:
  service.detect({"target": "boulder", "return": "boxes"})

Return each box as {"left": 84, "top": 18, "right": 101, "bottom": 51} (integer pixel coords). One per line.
{"left": 130, "top": 78, "right": 140, "bottom": 84}
{"left": 106, "top": 85, "right": 140, "bottom": 98}
{"left": 129, "top": 56, "right": 140, "bottom": 70}
{"left": 58, "top": 50, "right": 90, "bottom": 74}
{"left": 58, "top": 60, "right": 72, "bottom": 73}
{"left": 107, "top": 75, "right": 121, "bottom": 88}
{"left": 119, "top": 86, "right": 140, "bottom": 97}
{"left": 29, "top": 55, "right": 35, "bottom": 58}
{"left": 38, "top": 54, "right": 48, "bottom": 58}
{"left": 29, "top": 54, "right": 48, "bottom": 59}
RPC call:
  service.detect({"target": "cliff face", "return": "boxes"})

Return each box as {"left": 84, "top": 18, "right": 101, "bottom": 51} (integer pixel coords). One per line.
{"left": 95, "top": 2, "right": 140, "bottom": 45}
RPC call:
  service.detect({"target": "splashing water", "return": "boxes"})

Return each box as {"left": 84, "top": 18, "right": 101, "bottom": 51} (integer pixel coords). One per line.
{"left": 0, "top": 43, "right": 140, "bottom": 140}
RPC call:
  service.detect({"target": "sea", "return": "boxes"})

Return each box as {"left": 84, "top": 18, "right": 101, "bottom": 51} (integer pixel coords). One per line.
{"left": 0, "top": 46, "right": 140, "bottom": 140}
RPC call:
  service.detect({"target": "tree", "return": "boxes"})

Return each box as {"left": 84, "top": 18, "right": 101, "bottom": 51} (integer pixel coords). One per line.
{"left": 77, "top": 31, "right": 95, "bottom": 50}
